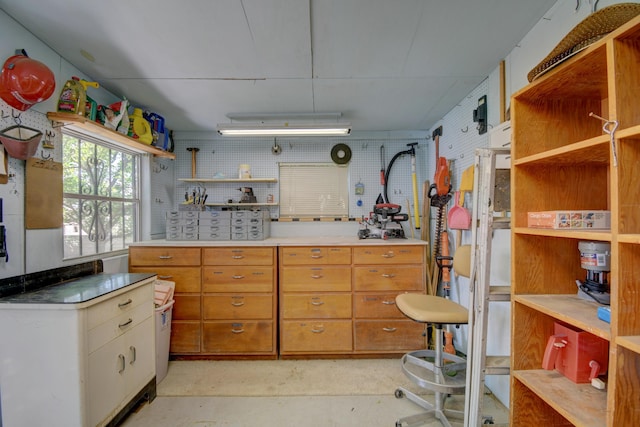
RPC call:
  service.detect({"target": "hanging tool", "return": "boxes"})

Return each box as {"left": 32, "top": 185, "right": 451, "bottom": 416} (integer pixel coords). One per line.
{"left": 428, "top": 126, "right": 452, "bottom": 261}
{"left": 437, "top": 229, "right": 456, "bottom": 355}
{"left": 383, "top": 142, "right": 421, "bottom": 229}
{"left": 380, "top": 145, "right": 385, "bottom": 186}
{"left": 186, "top": 147, "right": 199, "bottom": 179}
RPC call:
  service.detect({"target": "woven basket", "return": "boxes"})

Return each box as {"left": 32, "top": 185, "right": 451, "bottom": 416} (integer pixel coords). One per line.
{"left": 528, "top": 3, "right": 640, "bottom": 82}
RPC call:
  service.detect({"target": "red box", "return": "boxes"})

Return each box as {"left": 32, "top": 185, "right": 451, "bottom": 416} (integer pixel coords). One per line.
{"left": 542, "top": 322, "right": 609, "bottom": 383}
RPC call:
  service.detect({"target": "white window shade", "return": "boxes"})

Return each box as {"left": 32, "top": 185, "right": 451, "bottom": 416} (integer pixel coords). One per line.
{"left": 279, "top": 163, "right": 349, "bottom": 218}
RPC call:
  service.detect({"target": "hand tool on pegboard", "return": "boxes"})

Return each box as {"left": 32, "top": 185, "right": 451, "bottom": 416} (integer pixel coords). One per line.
{"left": 186, "top": 147, "right": 199, "bottom": 179}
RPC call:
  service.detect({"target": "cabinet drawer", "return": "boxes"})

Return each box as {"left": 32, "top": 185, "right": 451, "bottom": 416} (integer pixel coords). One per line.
{"left": 202, "top": 247, "right": 274, "bottom": 266}
{"left": 87, "top": 283, "right": 153, "bottom": 330}
{"left": 354, "top": 320, "right": 425, "bottom": 351}
{"left": 282, "top": 294, "right": 352, "bottom": 319}
{"left": 280, "top": 247, "right": 351, "bottom": 265}
{"left": 203, "top": 295, "right": 273, "bottom": 320}
{"left": 170, "top": 321, "right": 201, "bottom": 353}
{"left": 353, "top": 246, "right": 424, "bottom": 265}
{"left": 173, "top": 295, "right": 201, "bottom": 320}
{"left": 129, "top": 247, "right": 201, "bottom": 266}
{"left": 88, "top": 301, "right": 153, "bottom": 353}
{"left": 281, "top": 320, "right": 353, "bottom": 352}
{"left": 202, "top": 266, "right": 274, "bottom": 292}
{"left": 203, "top": 321, "right": 273, "bottom": 353}
{"left": 129, "top": 266, "right": 201, "bottom": 293}
{"left": 280, "top": 266, "right": 351, "bottom": 292}
{"left": 353, "top": 266, "right": 424, "bottom": 291}
{"left": 354, "top": 293, "right": 405, "bottom": 318}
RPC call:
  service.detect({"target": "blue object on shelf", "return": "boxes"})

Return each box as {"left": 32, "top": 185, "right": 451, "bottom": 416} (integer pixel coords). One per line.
{"left": 597, "top": 306, "right": 611, "bottom": 323}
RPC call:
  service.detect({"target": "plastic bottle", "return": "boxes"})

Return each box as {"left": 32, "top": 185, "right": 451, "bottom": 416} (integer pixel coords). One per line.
{"left": 128, "top": 108, "right": 153, "bottom": 144}
{"left": 57, "top": 76, "right": 99, "bottom": 116}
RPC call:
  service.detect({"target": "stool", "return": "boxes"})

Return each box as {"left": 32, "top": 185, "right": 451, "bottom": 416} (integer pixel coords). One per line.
{"left": 394, "top": 293, "right": 469, "bottom": 427}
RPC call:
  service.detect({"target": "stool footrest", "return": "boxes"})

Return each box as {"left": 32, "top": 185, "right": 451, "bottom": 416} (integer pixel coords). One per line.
{"left": 401, "top": 350, "right": 466, "bottom": 395}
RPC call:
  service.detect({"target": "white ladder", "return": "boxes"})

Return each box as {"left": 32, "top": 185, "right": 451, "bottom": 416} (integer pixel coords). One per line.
{"left": 463, "top": 147, "right": 511, "bottom": 427}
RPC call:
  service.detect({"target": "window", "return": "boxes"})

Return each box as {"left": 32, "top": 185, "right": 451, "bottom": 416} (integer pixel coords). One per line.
{"left": 62, "top": 130, "right": 140, "bottom": 259}
{"left": 279, "top": 163, "right": 349, "bottom": 218}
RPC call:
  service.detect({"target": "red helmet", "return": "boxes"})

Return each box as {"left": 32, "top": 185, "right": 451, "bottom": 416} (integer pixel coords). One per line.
{"left": 0, "top": 52, "right": 55, "bottom": 111}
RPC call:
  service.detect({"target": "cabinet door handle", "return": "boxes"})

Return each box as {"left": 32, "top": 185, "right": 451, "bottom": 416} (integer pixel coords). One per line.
{"left": 158, "top": 255, "right": 173, "bottom": 259}
{"left": 381, "top": 273, "right": 396, "bottom": 278}
{"left": 231, "top": 300, "right": 245, "bottom": 307}
{"left": 119, "top": 318, "right": 133, "bottom": 328}
{"left": 310, "top": 274, "right": 323, "bottom": 279}
{"left": 310, "top": 299, "right": 324, "bottom": 306}
{"left": 232, "top": 255, "right": 245, "bottom": 259}
{"left": 158, "top": 275, "right": 173, "bottom": 279}
{"left": 231, "top": 328, "right": 245, "bottom": 334}
{"left": 310, "top": 255, "right": 323, "bottom": 259}
{"left": 382, "top": 300, "right": 396, "bottom": 305}
{"left": 311, "top": 325, "right": 325, "bottom": 333}
{"left": 118, "top": 299, "right": 132, "bottom": 308}
{"left": 383, "top": 327, "right": 397, "bottom": 333}
{"left": 381, "top": 252, "right": 395, "bottom": 258}
{"left": 130, "top": 346, "right": 136, "bottom": 364}
{"left": 232, "top": 275, "right": 245, "bottom": 279}
{"left": 118, "top": 354, "right": 126, "bottom": 373}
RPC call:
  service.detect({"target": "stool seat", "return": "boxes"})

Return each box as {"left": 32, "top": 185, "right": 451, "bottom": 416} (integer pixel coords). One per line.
{"left": 396, "top": 293, "right": 468, "bottom": 324}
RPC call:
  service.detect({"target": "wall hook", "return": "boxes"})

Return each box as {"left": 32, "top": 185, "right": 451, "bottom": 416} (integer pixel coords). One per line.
{"left": 12, "top": 110, "right": 21, "bottom": 125}
{"left": 1, "top": 110, "right": 8, "bottom": 120}
{"left": 461, "top": 126, "right": 468, "bottom": 133}
{"left": 40, "top": 150, "right": 51, "bottom": 160}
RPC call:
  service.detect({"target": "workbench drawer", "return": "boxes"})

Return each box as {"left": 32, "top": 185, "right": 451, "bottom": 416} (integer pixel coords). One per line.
{"left": 173, "top": 295, "right": 201, "bottom": 320}
{"left": 129, "top": 247, "right": 201, "bottom": 266}
{"left": 170, "top": 321, "right": 201, "bottom": 353}
{"left": 129, "top": 266, "right": 201, "bottom": 293}
{"left": 203, "top": 294, "right": 273, "bottom": 320}
{"left": 353, "top": 266, "right": 424, "bottom": 291}
{"left": 353, "top": 293, "right": 406, "bottom": 319}
{"left": 202, "top": 266, "right": 274, "bottom": 292}
{"left": 281, "top": 294, "right": 352, "bottom": 319}
{"left": 281, "top": 320, "right": 353, "bottom": 352}
{"left": 280, "top": 266, "right": 351, "bottom": 292}
{"left": 354, "top": 320, "right": 425, "bottom": 351}
{"left": 353, "top": 246, "right": 424, "bottom": 265}
{"left": 280, "top": 247, "right": 351, "bottom": 265}
{"left": 202, "top": 247, "right": 274, "bottom": 266}
{"left": 203, "top": 321, "right": 273, "bottom": 353}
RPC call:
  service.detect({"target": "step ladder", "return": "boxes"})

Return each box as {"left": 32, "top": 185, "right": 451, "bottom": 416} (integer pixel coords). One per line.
{"left": 463, "top": 147, "right": 511, "bottom": 427}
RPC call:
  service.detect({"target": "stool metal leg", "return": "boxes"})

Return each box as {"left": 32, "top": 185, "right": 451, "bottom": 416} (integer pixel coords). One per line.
{"left": 395, "top": 324, "right": 466, "bottom": 427}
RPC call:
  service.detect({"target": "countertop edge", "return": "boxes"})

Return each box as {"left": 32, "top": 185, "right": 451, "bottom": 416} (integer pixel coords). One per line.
{"left": 129, "top": 237, "right": 428, "bottom": 247}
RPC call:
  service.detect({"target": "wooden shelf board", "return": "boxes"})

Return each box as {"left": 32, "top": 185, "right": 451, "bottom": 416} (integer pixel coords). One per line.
{"left": 618, "top": 234, "right": 640, "bottom": 244}
{"left": 204, "top": 203, "right": 277, "bottom": 207}
{"left": 513, "top": 227, "right": 612, "bottom": 242}
{"left": 513, "top": 369, "right": 607, "bottom": 427}
{"left": 47, "top": 112, "right": 176, "bottom": 159}
{"left": 513, "top": 135, "right": 609, "bottom": 166}
{"left": 616, "top": 336, "right": 640, "bottom": 353}
{"left": 514, "top": 294, "right": 611, "bottom": 341}
{"left": 179, "top": 178, "right": 277, "bottom": 183}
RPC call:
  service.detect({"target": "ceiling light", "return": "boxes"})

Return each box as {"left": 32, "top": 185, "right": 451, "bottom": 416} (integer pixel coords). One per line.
{"left": 217, "top": 122, "right": 351, "bottom": 137}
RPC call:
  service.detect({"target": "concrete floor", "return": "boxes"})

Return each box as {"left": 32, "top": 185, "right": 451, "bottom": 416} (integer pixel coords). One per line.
{"left": 120, "top": 359, "right": 509, "bottom": 427}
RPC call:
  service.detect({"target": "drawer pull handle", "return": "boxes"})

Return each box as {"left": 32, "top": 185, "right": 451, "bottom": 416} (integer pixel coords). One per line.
{"left": 381, "top": 273, "right": 396, "bottom": 278}
{"left": 118, "top": 299, "right": 133, "bottom": 308}
{"left": 158, "top": 275, "right": 173, "bottom": 279}
{"left": 231, "top": 328, "right": 245, "bottom": 334}
{"left": 119, "top": 318, "right": 133, "bottom": 328}
{"left": 310, "top": 255, "right": 323, "bottom": 259}
{"left": 130, "top": 346, "right": 136, "bottom": 364}
{"left": 311, "top": 326, "right": 325, "bottom": 333}
{"left": 383, "top": 327, "right": 397, "bottom": 333}
{"left": 310, "top": 275, "right": 323, "bottom": 279}
{"left": 382, "top": 300, "right": 396, "bottom": 305}
{"left": 311, "top": 300, "right": 324, "bottom": 306}
{"left": 232, "top": 275, "right": 245, "bottom": 279}
{"left": 158, "top": 255, "right": 173, "bottom": 259}
{"left": 232, "top": 255, "right": 245, "bottom": 259}
{"left": 231, "top": 301, "right": 245, "bottom": 307}
{"left": 118, "top": 354, "right": 126, "bottom": 373}
{"left": 381, "top": 252, "right": 395, "bottom": 258}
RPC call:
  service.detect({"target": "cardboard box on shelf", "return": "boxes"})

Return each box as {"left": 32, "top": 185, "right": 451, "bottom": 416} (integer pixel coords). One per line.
{"left": 527, "top": 210, "right": 610, "bottom": 230}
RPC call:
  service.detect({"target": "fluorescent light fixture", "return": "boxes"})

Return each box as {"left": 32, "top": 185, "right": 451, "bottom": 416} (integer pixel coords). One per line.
{"left": 217, "top": 122, "right": 351, "bottom": 137}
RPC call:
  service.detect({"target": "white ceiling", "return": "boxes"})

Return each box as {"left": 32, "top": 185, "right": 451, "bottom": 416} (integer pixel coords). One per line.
{"left": 0, "top": 0, "right": 556, "bottom": 133}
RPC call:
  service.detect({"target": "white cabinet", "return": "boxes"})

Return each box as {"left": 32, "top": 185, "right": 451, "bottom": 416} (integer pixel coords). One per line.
{"left": 0, "top": 274, "right": 156, "bottom": 427}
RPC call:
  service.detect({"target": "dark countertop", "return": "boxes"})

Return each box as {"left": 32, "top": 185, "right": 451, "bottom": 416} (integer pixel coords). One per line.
{"left": 0, "top": 272, "right": 156, "bottom": 305}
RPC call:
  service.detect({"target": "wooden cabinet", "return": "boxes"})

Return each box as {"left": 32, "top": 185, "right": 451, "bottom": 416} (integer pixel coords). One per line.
{"left": 279, "top": 244, "right": 426, "bottom": 356}
{"left": 202, "top": 247, "right": 277, "bottom": 356}
{"left": 130, "top": 245, "right": 278, "bottom": 358}
{"left": 0, "top": 275, "right": 156, "bottom": 427}
{"left": 129, "top": 246, "right": 202, "bottom": 354}
{"left": 510, "top": 16, "right": 640, "bottom": 427}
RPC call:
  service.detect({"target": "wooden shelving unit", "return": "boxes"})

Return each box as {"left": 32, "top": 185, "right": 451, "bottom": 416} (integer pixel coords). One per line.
{"left": 510, "top": 16, "right": 640, "bottom": 426}
{"left": 47, "top": 112, "right": 176, "bottom": 159}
